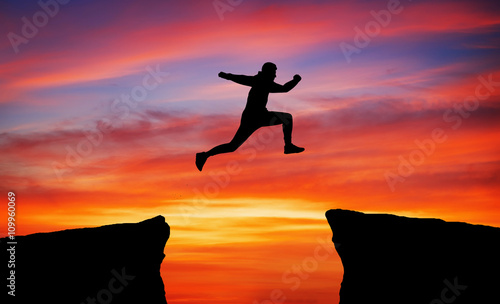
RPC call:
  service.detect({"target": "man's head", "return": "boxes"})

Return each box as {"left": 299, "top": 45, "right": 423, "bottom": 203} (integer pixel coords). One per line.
{"left": 261, "top": 62, "right": 277, "bottom": 80}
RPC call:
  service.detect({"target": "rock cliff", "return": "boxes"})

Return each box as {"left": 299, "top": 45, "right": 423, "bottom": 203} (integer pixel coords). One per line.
{"left": 326, "top": 209, "right": 500, "bottom": 304}
{"left": 2, "top": 215, "right": 169, "bottom": 304}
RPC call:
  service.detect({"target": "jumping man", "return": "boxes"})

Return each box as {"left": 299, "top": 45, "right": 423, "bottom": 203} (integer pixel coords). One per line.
{"left": 196, "top": 62, "right": 304, "bottom": 171}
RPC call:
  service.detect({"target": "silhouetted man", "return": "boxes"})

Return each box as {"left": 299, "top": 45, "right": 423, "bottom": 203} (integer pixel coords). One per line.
{"left": 196, "top": 62, "right": 304, "bottom": 171}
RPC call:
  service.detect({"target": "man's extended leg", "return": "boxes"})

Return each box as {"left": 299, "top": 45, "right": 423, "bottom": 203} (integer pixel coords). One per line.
{"left": 267, "top": 111, "right": 304, "bottom": 154}
{"left": 196, "top": 124, "right": 257, "bottom": 171}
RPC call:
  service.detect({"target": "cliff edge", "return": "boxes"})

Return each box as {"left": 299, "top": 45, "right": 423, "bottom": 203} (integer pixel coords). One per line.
{"left": 326, "top": 209, "right": 500, "bottom": 304}
{"left": 2, "top": 215, "right": 169, "bottom": 304}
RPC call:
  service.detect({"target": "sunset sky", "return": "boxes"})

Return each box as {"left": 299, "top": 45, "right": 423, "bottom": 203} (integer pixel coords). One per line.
{"left": 1, "top": 0, "right": 499, "bottom": 303}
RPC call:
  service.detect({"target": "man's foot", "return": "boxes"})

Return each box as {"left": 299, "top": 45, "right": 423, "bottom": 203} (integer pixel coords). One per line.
{"left": 284, "top": 144, "right": 305, "bottom": 154}
{"left": 196, "top": 152, "right": 208, "bottom": 171}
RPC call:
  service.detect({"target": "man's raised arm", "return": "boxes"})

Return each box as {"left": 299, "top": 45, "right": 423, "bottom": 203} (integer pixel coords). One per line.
{"left": 219, "top": 72, "right": 254, "bottom": 86}
{"left": 270, "top": 74, "right": 302, "bottom": 93}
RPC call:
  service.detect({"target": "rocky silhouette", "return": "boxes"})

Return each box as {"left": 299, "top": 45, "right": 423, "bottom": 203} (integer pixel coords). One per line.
{"left": 2, "top": 216, "right": 169, "bottom": 304}
{"left": 326, "top": 209, "right": 500, "bottom": 304}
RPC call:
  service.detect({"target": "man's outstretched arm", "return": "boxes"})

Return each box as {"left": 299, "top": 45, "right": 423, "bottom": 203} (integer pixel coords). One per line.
{"left": 219, "top": 72, "right": 254, "bottom": 86}
{"left": 270, "top": 74, "right": 302, "bottom": 93}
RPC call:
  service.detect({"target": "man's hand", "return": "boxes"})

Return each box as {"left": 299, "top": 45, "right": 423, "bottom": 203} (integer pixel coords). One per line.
{"left": 293, "top": 74, "right": 302, "bottom": 82}
{"left": 219, "top": 72, "right": 228, "bottom": 79}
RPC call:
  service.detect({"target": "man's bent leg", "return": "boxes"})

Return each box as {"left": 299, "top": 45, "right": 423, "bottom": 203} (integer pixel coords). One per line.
{"left": 267, "top": 111, "right": 304, "bottom": 154}
{"left": 267, "top": 111, "right": 293, "bottom": 145}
